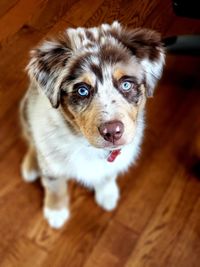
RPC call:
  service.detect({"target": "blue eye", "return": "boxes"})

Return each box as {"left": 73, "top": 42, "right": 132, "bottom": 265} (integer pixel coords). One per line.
{"left": 121, "top": 81, "right": 132, "bottom": 91}
{"left": 78, "top": 86, "right": 89, "bottom": 97}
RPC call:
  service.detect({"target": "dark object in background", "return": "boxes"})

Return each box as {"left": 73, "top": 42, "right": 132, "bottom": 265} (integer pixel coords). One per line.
{"left": 173, "top": 0, "right": 200, "bottom": 19}
{"left": 163, "top": 0, "right": 200, "bottom": 55}
{"left": 163, "top": 35, "right": 200, "bottom": 55}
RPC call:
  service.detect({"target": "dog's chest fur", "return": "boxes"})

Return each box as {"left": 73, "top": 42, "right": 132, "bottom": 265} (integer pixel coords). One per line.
{"left": 28, "top": 88, "right": 144, "bottom": 187}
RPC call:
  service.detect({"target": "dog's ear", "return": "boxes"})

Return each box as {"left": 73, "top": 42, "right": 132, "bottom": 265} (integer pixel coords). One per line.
{"left": 110, "top": 23, "right": 165, "bottom": 96}
{"left": 27, "top": 37, "right": 72, "bottom": 108}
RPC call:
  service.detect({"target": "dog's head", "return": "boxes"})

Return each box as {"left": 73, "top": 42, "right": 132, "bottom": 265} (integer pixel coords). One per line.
{"left": 27, "top": 22, "right": 165, "bottom": 149}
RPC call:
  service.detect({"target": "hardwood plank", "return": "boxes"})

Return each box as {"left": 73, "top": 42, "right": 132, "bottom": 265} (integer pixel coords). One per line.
{"left": 0, "top": 237, "right": 47, "bottom": 267}
{"left": 166, "top": 198, "right": 200, "bottom": 267}
{"left": 124, "top": 169, "right": 200, "bottom": 267}
{"left": 0, "top": 182, "right": 43, "bottom": 265}
{"left": 0, "top": 0, "right": 18, "bottom": 19}
{"left": 0, "top": 0, "right": 78, "bottom": 43}
{"left": 0, "top": 143, "right": 43, "bottom": 265}
{"left": 142, "top": 0, "right": 175, "bottom": 34}
{"left": 80, "top": 0, "right": 121, "bottom": 27}
{"left": 0, "top": 25, "right": 43, "bottom": 120}
{"left": 62, "top": 0, "right": 104, "bottom": 27}
{"left": 83, "top": 220, "right": 138, "bottom": 267}
{"left": 0, "top": 0, "right": 44, "bottom": 42}
{"left": 0, "top": 141, "right": 23, "bottom": 198}
{"left": 118, "top": 0, "right": 159, "bottom": 27}
{"left": 28, "top": 0, "right": 78, "bottom": 33}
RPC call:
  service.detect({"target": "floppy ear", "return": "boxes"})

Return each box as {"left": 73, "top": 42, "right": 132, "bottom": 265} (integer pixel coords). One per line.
{"left": 110, "top": 23, "right": 165, "bottom": 96}
{"left": 27, "top": 37, "right": 72, "bottom": 108}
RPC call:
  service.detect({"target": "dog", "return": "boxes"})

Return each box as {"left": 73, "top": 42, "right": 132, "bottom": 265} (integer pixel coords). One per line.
{"left": 20, "top": 21, "right": 165, "bottom": 229}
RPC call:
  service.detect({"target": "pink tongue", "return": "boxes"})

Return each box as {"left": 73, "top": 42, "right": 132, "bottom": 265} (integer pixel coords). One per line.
{"left": 107, "top": 149, "right": 121, "bottom": 162}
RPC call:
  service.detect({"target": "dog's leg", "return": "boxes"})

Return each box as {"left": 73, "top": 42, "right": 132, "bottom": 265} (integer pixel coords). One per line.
{"left": 21, "top": 145, "right": 40, "bottom": 182}
{"left": 94, "top": 178, "right": 119, "bottom": 211}
{"left": 42, "top": 177, "right": 70, "bottom": 229}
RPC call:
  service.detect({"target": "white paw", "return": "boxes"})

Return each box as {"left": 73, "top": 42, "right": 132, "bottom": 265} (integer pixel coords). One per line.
{"left": 22, "top": 168, "right": 39, "bottom": 182}
{"left": 44, "top": 207, "right": 70, "bottom": 229}
{"left": 95, "top": 182, "right": 119, "bottom": 211}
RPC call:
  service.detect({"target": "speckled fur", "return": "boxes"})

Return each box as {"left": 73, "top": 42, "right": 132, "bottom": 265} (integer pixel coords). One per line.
{"left": 20, "top": 21, "right": 165, "bottom": 228}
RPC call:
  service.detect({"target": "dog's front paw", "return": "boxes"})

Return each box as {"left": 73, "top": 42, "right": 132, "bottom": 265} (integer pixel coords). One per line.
{"left": 43, "top": 207, "right": 70, "bottom": 229}
{"left": 95, "top": 182, "right": 119, "bottom": 211}
{"left": 22, "top": 168, "right": 39, "bottom": 183}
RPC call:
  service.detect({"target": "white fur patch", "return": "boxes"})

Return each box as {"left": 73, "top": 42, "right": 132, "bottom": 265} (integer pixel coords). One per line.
{"left": 66, "top": 22, "right": 122, "bottom": 52}
{"left": 44, "top": 207, "right": 70, "bottom": 229}
{"left": 90, "top": 55, "right": 99, "bottom": 65}
{"left": 111, "top": 21, "right": 122, "bottom": 29}
{"left": 141, "top": 51, "right": 165, "bottom": 94}
{"left": 22, "top": 169, "right": 39, "bottom": 182}
{"left": 95, "top": 180, "right": 119, "bottom": 211}
{"left": 39, "top": 41, "right": 59, "bottom": 52}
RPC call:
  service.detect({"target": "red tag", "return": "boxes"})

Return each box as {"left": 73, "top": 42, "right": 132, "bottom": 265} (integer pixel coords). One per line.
{"left": 107, "top": 149, "right": 121, "bottom": 162}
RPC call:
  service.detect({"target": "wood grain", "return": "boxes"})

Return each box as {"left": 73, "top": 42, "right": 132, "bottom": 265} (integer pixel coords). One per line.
{"left": 0, "top": 0, "right": 200, "bottom": 266}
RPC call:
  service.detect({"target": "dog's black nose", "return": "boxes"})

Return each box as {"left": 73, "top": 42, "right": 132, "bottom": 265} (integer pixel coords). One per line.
{"left": 98, "top": 121, "right": 124, "bottom": 143}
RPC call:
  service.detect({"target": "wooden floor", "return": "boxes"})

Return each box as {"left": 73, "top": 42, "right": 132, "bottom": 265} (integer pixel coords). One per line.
{"left": 0, "top": 0, "right": 200, "bottom": 266}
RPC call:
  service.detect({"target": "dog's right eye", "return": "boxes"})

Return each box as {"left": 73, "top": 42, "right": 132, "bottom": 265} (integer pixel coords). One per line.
{"left": 77, "top": 86, "right": 89, "bottom": 97}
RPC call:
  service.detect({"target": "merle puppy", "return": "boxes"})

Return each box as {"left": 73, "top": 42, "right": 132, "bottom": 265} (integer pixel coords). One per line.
{"left": 20, "top": 22, "right": 165, "bottom": 228}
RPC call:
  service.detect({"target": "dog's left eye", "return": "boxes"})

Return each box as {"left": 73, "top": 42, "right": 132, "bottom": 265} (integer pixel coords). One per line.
{"left": 120, "top": 81, "right": 133, "bottom": 91}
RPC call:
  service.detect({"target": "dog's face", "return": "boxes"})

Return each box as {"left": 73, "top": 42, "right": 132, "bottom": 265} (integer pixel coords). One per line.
{"left": 28, "top": 22, "right": 165, "bottom": 149}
